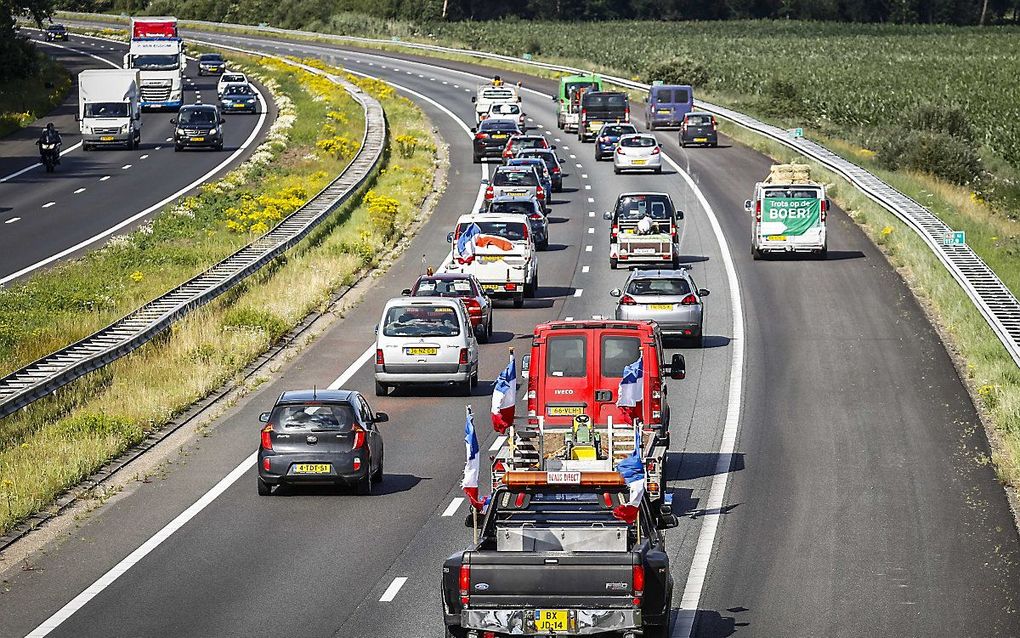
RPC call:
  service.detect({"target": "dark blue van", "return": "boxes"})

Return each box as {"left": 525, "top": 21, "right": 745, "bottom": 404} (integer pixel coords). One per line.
{"left": 645, "top": 84, "right": 694, "bottom": 130}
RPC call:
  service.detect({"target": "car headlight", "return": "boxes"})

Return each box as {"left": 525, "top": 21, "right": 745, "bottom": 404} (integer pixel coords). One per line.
{"left": 120, "top": 124, "right": 128, "bottom": 133}
{"left": 177, "top": 128, "right": 186, "bottom": 135}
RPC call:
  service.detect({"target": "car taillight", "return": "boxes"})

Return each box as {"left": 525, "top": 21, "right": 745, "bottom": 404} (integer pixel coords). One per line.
{"left": 603, "top": 492, "right": 614, "bottom": 507}
{"left": 352, "top": 424, "right": 365, "bottom": 449}
{"left": 611, "top": 225, "right": 619, "bottom": 237}
{"left": 580, "top": 108, "right": 587, "bottom": 121}
{"left": 755, "top": 200, "right": 762, "bottom": 222}
{"left": 650, "top": 377, "right": 662, "bottom": 423}
{"left": 353, "top": 457, "right": 362, "bottom": 471}
{"left": 620, "top": 294, "right": 637, "bottom": 305}
{"left": 459, "top": 348, "right": 469, "bottom": 365}
{"left": 376, "top": 348, "right": 384, "bottom": 365}
{"left": 652, "top": 146, "right": 660, "bottom": 155}
{"left": 616, "top": 147, "right": 624, "bottom": 154}
{"left": 260, "top": 424, "right": 273, "bottom": 450}
{"left": 474, "top": 132, "right": 486, "bottom": 140}
{"left": 529, "top": 212, "right": 544, "bottom": 221}
{"left": 681, "top": 294, "right": 698, "bottom": 305}
{"left": 262, "top": 457, "right": 271, "bottom": 471}
{"left": 459, "top": 564, "right": 471, "bottom": 605}
{"left": 484, "top": 185, "right": 494, "bottom": 200}
{"left": 820, "top": 199, "right": 828, "bottom": 222}
{"left": 711, "top": 116, "right": 718, "bottom": 131}
{"left": 536, "top": 185, "right": 545, "bottom": 200}
{"left": 681, "top": 122, "right": 688, "bottom": 132}
{"left": 633, "top": 564, "right": 644, "bottom": 604}
{"left": 527, "top": 383, "right": 537, "bottom": 424}
{"left": 551, "top": 165, "right": 561, "bottom": 174}
{"left": 624, "top": 106, "right": 630, "bottom": 121}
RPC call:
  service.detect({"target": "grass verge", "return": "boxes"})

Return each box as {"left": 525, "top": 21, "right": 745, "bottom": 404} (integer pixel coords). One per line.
{"left": 0, "top": 50, "right": 72, "bottom": 138}
{"left": 0, "top": 57, "right": 439, "bottom": 535}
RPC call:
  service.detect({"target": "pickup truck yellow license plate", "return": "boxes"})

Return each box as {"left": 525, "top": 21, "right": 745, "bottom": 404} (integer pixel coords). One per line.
{"left": 534, "top": 610, "right": 569, "bottom": 631}
{"left": 293, "top": 463, "right": 331, "bottom": 474}
{"left": 766, "top": 235, "right": 787, "bottom": 241}
{"left": 405, "top": 347, "right": 438, "bottom": 355}
{"left": 100, "top": 136, "right": 115, "bottom": 141}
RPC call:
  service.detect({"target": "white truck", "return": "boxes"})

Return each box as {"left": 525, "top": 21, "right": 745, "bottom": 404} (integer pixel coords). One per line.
{"left": 472, "top": 83, "right": 520, "bottom": 125}
{"left": 443, "top": 213, "right": 539, "bottom": 309}
{"left": 125, "top": 16, "right": 184, "bottom": 111}
{"left": 78, "top": 69, "right": 142, "bottom": 151}
{"left": 746, "top": 164, "right": 829, "bottom": 259}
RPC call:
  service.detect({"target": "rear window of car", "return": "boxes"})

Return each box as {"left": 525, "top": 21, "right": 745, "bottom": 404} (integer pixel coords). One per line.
{"left": 615, "top": 195, "right": 674, "bottom": 220}
{"left": 546, "top": 335, "right": 587, "bottom": 378}
{"left": 493, "top": 170, "right": 538, "bottom": 187}
{"left": 490, "top": 103, "right": 520, "bottom": 114}
{"left": 224, "top": 85, "right": 254, "bottom": 96}
{"left": 620, "top": 136, "right": 656, "bottom": 148}
{"left": 627, "top": 278, "right": 691, "bottom": 296}
{"left": 223, "top": 74, "right": 245, "bottom": 83}
{"left": 489, "top": 201, "right": 537, "bottom": 216}
{"left": 601, "top": 336, "right": 641, "bottom": 378}
{"left": 383, "top": 304, "right": 461, "bottom": 337}
{"left": 582, "top": 93, "right": 628, "bottom": 109}
{"left": 414, "top": 278, "right": 476, "bottom": 297}
{"left": 457, "top": 221, "right": 529, "bottom": 241}
{"left": 481, "top": 88, "right": 515, "bottom": 100}
{"left": 602, "top": 125, "right": 636, "bottom": 137}
{"left": 480, "top": 120, "right": 519, "bottom": 132}
{"left": 271, "top": 403, "right": 357, "bottom": 431}
{"left": 685, "top": 114, "right": 712, "bottom": 126}
{"left": 511, "top": 137, "right": 544, "bottom": 148}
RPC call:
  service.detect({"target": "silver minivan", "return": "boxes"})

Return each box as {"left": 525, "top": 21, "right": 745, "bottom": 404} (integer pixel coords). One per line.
{"left": 374, "top": 297, "right": 479, "bottom": 396}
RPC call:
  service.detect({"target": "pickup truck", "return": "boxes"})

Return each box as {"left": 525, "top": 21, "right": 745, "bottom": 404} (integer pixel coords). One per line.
{"left": 444, "top": 214, "right": 539, "bottom": 308}
{"left": 579, "top": 91, "right": 630, "bottom": 143}
{"left": 441, "top": 470, "right": 678, "bottom": 638}
{"left": 604, "top": 193, "right": 683, "bottom": 270}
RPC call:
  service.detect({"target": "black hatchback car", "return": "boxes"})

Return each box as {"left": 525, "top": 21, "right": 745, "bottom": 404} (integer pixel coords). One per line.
{"left": 44, "top": 24, "right": 68, "bottom": 41}
{"left": 679, "top": 112, "right": 718, "bottom": 148}
{"left": 171, "top": 104, "right": 225, "bottom": 151}
{"left": 258, "top": 390, "right": 387, "bottom": 496}
{"left": 197, "top": 53, "right": 226, "bottom": 75}
{"left": 472, "top": 119, "right": 521, "bottom": 163}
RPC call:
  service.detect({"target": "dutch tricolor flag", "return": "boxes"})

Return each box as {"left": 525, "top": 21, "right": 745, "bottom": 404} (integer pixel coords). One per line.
{"left": 490, "top": 352, "right": 517, "bottom": 434}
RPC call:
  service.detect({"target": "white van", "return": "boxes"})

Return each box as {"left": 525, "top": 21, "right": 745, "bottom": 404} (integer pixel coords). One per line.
{"left": 473, "top": 84, "right": 520, "bottom": 124}
{"left": 745, "top": 164, "right": 828, "bottom": 259}
{"left": 443, "top": 213, "right": 539, "bottom": 308}
{"left": 374, "top": 297, "right": 479, "bottom": 397}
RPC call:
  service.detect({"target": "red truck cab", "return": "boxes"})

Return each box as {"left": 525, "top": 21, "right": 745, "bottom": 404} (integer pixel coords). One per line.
{"left": 524, "top": 320, "right": 684, "bottom": 442}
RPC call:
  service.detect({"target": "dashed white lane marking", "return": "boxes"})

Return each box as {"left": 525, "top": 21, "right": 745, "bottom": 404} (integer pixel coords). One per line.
{"left": 99, "top": 176, "right": 110, "bottom": 181}
{"left": 582, "top": 173, "right": 588, "bottom": 179}
{"left": 587, "top": 197, "right": 595, "bottom": 203}
{"left": 554, "top": 137, "right": 561, "bottom": 142}
{"left": 584, "top": 185, "right": 591, "bottom": 190}
{"left": 582, "top": 265, "right": 590, "bottom": 273}
{"left": 453, "top": 84, "right": 459, "bottom": 88}
{"left": 585, "top": 245, "right": 593, "bottom": 252}
{"left": 570, "top": 154, "right": 577, "bottom": 159}
{"left": 563, "top": 145, "right": 570, "bottom": 150}
{"left": 442, "top": 81, "right": 448, "bottom": 85}
{"left": 527, "top": 117, "right": 534, "bottom": 122}
{"left": 73, "top": 188, "right": 86, "bottom": 194}
{"left": 588, "top": 211, "right": 595, "bottom": 217}
{"left": 489, "top": 435, "right": 507, "bottom": 452}
{"left": 155, "top": 146, "right": 162, "bottom": 151}
{"left": 573, "top": 289, "right": 583, "bottom": 298}
{"left": 575, "top": 163, "right": 582, "bottom": 168}
{"left": 442, "top": 498, "right": 465, "bottom": 517}
{"left": 379, "top": 577, "right": 408, "bottom": 602}
{"left": 464, "top": 88, "right": 471, "bottom": 92}
{"left": 42, "top": 202, "right": 55, "bottom": 208}
{"left": 5, "top": 217, "right": 20, "bottom": 224}
{"left": 587, "top": 228, "right": 594, "bottom": 234}
{"left": 139, "top": 154, "right": 149, "bottom": 160}
{"left": 165, "top": 137, "right": 172, "bottom": 142}
{"left": 565, "top": 316, "right": 574, "bottom": 321}
{"left": 406, "top": 71, "right": 413, "bottom": 75}
{"left": 417, "top": 74, "right": 424, "bottom": 78}
{"left": 121, "top": 164, "right": 132, "bottom": 170}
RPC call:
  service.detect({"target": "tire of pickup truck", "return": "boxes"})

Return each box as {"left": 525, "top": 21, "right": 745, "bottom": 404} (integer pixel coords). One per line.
{"left": 513, "top": 292, "right": 525, "bottom": 308}
{"left": 610, "top": 257, "right": 618, "bottom": 270}
{"left": 445, "top": 625, "right": 468, "bottom": 638}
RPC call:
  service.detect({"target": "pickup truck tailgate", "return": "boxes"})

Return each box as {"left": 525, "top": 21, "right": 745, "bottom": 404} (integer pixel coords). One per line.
{"left": 466, "top": 551, "right": 636, "bottom": 607}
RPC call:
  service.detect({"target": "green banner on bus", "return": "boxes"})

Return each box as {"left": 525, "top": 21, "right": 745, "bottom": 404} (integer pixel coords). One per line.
{"left": 762, "top": 197, "right": 821, "bottom": 236}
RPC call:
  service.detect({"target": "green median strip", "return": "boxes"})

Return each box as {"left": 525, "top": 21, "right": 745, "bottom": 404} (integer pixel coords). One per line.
{"left": 0, "top": 53, "right": 440, "bottom": 537}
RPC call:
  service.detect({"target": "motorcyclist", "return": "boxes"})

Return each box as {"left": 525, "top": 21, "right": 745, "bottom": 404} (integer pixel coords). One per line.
{"left": 37, "top": 123, "right": 62, "bottom": 164}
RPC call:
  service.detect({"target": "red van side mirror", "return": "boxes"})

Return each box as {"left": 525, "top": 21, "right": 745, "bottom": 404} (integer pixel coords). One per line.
{"left": 669, "top": 353, "right": 686, "bottom": 380}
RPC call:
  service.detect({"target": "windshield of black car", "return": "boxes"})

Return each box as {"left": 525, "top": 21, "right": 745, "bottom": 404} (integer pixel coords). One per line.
{"left": 615, "top": 195, "right": 673, "bottom": 220}
{"left": 686, "top": 114, "right": 712, "bottom": 126}
{"left": 178, "top": 109, "right": 217, "bottom": 125}
{"left": 130, "top": 54, "right": 179, "bottom": 70}
{"left": 479, "top": 120, "right": 518, "bottom": 133}
{"left": 270, "top": 403, "right": 357, "bottom": 432}
{"left": 200, "top": 54, "right": 223, "bottom": 62}
{"left": 383, "top": 304, "right": 461, "bottom": 337}
{"left": 511, "top": 160, "right": 548, "bottom": 177}
{"left": 224, "top": 85, "right": 254, "bottom": 97}
{"left": 621, "top": 136, "right": 656, "bottom": 148}
{"left": 582, "top": 93, "right": 627, "bottom": 109}
{"left": 84, "top": 102, "right": 128, "bottom": 118}
{"left": 489, "top": 201, "right": 537, "bottom": 216}
{"left": 48, "top": 25, "right": 65, "bottom": 31}
{"left": 413, "top": 278, "right": 476, "bottom": 297}
{"left": 222, "top": 74, "right": 245, "bottom": 84}
{"left": 518, "top": 150, "right": 555, "bottom": 167}
{"left": 627, "top": 277, "right": 691, "bottom": 297}
{"left": 493, "top": 170, "right": 537, "bottom": 187}
{"left": 457, "top": 221, "right": 528, "bottom": 241}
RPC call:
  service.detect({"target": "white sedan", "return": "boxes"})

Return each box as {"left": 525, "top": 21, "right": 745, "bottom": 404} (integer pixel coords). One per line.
{"left": 613, "top": 133, "right": 663, "bottom": 174}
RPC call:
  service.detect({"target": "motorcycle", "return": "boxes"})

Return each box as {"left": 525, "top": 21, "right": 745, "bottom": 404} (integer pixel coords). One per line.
{"left": 39, "top": 143, "right": 60, "bottom": 173}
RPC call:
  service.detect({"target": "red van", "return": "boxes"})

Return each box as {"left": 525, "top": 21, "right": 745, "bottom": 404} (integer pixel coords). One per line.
{"left": 524, "top": 320, "right": 684, "bottom": 443}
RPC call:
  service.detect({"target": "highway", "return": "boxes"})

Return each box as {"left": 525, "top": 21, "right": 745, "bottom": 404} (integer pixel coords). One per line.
{"left": 0, "top": 30, "right": 273, "bottom": 284}
{"left": 0, "top": 26, "right": 1017, "bottom": 638}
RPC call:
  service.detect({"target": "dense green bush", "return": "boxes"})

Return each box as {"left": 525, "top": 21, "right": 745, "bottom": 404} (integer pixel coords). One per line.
{"left": 643, "top": 56, "right": 710, "bottom": 87}
{"left": 878, "top": 130, "right": 984, "bottom": 186}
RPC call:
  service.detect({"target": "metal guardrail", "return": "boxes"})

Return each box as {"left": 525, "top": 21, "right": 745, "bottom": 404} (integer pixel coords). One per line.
{"left": 0, "top": 48, "right": 387, "bottom": 420}
{"left": 137, "top": 16, "right": 1019, "bottom": 368}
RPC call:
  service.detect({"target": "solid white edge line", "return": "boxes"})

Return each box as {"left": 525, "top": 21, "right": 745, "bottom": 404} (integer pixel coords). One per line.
{"left": 24, "top": 451, "right": 258, "bottom": 637}
{"left": 379, "top": 576, "right": 408, "bottom": 602}
{"left": 0, "top": 84, "right": 269, "bottom": 285}
{"left": 442, "top": 497, "right": 465, "bottom": 517}
{"left": 329, "top": 346, "right": 375, "bottom": 389}
{"left": 662, "top": 152, "right": 745, "bottom": 638}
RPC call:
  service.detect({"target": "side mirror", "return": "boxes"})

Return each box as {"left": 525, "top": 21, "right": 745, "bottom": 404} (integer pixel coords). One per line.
{"left": 470, "top": 126, "right": 476, "bottom": 133}
{"left": 550, "top": 145, "right": 557, "bottom": 149}
{"left": 602, "top": 211, "right": 613, "bottom": 221}
{"left": 669, "top": 353, "right": 686, "bottom": 380}
{"left": 676, "top": 210, "right": 685, "bottom": 220}
{"left": 609, "top": 288, "right": 622, "bottom": 297}
{"left": 170, "top": 118, "right": 177, "bottom": 124}
{"left": 74, "top": 114, "right": 80, "bottom": 122}
{"left": 219, "top": 117, "right": 226, "bottom": 124}
{"left": 743, "top": 199, "right": 753, "bottom": 213}
{"left": 401, "top": 288, "right": 412, "bottom": 296}
{"left": 470, "top": 96, "right": 476, "bottom": 103}
{"left": 480, "top": 178, "right": 489, "bottom": 185}
{"left": 374, "top": 412, "right": 389, "bottom": 423}
{"left": 698, "top": 288, "right": 710, "bottom": 297}
{"left": 657, "top": 513, "right": 680, "bottom": 530}
{"left": 552, "top": 95, "right": 558, "bottom": 102}
{"left": 259, "top": 411, "right": 271, "bottom": 423}
{"left": 447, "top": 232, "right": 454, "bottom": 243}
{"left": 521, "top": 354, "right": 531, "bottom": 375}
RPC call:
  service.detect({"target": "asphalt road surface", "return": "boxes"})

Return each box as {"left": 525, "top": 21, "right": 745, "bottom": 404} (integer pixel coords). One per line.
{"left": 0, "top": 25, "right": 1017, "bottom": 638}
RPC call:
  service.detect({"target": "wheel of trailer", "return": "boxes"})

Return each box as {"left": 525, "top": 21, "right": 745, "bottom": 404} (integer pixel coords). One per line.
{"left": 257, "top": 476, "right": 272, "bottom": 496}
{"left": 375, "top": 380, "right": 388, "bottom": 396}
{"left": 609, "top": 257, "right": 618, "bottom": 270}
{"left": 513, "top": 292, "right": 525, "bottom": 308}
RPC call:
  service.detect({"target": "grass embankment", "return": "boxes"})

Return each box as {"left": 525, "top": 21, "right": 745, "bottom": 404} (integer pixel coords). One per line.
{"left": 0, "top": 55, "right": 438, "bottom": 535}
{"left": 0, "top": 51, "right": 71, "bottom": 137}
